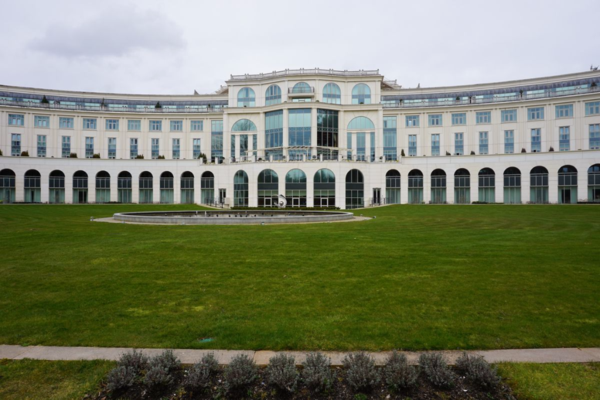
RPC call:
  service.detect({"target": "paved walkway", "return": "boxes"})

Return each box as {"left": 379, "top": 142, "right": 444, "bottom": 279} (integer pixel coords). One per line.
{"left": 1, "top": 345, "right": 599, "bottom": 366}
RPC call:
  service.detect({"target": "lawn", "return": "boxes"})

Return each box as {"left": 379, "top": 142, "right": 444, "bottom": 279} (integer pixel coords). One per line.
{"left": 0, "top": 204, "right": 598, "bottom": 351}
{"left": 0, "top": 359, "right": 114, "bottom": 400}
{"left": 497, "top": 363, "right": 600, "bottom": 400}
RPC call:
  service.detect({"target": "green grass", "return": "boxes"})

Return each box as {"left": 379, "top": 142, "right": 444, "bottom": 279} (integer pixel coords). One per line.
{"left": 498, "top": 363, "right": 600, "bottom": 399}
{"left": 0, "top": 204, "right": 598, "bottom": 351}
{"left": 0, "top": 359, "right": 114, "bottom": 400}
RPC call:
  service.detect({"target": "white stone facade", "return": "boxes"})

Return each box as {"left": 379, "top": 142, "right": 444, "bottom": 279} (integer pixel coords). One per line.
{"left": 1, "top": 68, "right": 600, "bottom": 208}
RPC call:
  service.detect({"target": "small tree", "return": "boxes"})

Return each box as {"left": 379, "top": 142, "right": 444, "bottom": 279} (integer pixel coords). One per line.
{"left": 470, "top": 150, "right": 475, "bottom": 155}
{"left": 155, "top": 101, "right": 162, "bottom": 109}
{"left": 521, "top": 148, "right": 526, "bottom": 153}
{"left": 549, "top": 146, "right": 554, "bottom": 152}
{"left": 198, "top": 152, "right": 208, "bottom": 163}
{"left": 0, "top": 149, "right": 3, "bottom": 156}
{"left": 41, "top": 95, "right": 49, "bottom": 104}
{"left": 400, "top": 149, "right": 405, "bottom": 157}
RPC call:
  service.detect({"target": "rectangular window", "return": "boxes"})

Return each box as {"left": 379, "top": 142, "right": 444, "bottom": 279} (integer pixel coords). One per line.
{"left": 589, "top": 124, "right": 600, "bottom": 149}
{"left": 585, "top": 101, "right": 600, "bottom": 116}
{"left": 555, "top": 104, "right": 573, "bottom": 118}
{"left": 455, "top": 132, "right": 464, "bottom": 155}
{"left": 170, "top": 120, "right": 183, "bottom": 132}
{"left": 356, "top": 132, "right": 366, "bottom": 161}
{"left": 37, "top": 135, "right": 46, "bottom": 157}
{"left": 406, "top": 115, "right": 420, "bottom": 127}
{"left": 452, "top": 113, "right": 466, "bottom": 125}
{"left": 128, "top": 120, "right": 141, "bottom": 131}
{"left": 130, "top": 138, "right": 138, "bottom": 159}
{"left": 211, "top": 120, "right": 223, "bottom": 161}
{"left": 34, "top": 115, "right": 50, "bottom": 128}
{"left": 172, "top": 138, "right": 180, "bottom": 159}
{"left": 11, "top": 133, "right": 21, "bottom": 156}
{"left": 428, "top": 114, "right": 442, "bottom": 126}
{"left": 108, "top": 137, "right": 117, "bottom": 159}
{"left": 193, "top": 138, "right": 201, "bottom": 159}
{"left": 62, "top": 136, "right": 71, "bottom": 158}
{"left": 531, "top": 128, "right": 541, "bottom": 152}
{"left": 191, "top": 120, "right": 203, "bottom": 131}
{"left": 479, "top": 131, "right": 489, "bottom": 154}
{"left": 151, "top": 138, "right": 160, "bottom": 159}
{"left": 85, "top": 137, "right": 94, "bottom": 158}
{"left": 408, "top": 135, "right": 417, "bottom": 156}
{"left": 431, "top": 134, "right": 440, "bottom": 156}
{"left": 559, "top": 126, "right": 570, "bottom": 151}
{"left": 527, "top": 107, "right": 544, "bottom": 121}
{"left": 8, "top": 114, "right": 24, "bottom": 126}
{"left": 504, "top": 130, "right": 514, "bottom": 154}
{"left": 83, "top": 118, "right": 97, "bottom": 130}
{"left": 476, "top": 111, "right": 491, "bottom": 124}
{"left": 149, "top": 120, "right": 162, "bottom": 132}
{"left": 501, "top": 109, "right": 517, "bottom": 122}
{"left": 316, "top": 109, "right": 339, "bottom": 152}
{"left": 288, "top": 109, "right": 311, "bottom": 160}
{"left": 383, "top": 116, "right": 397, "bottom": 160}
{"left": 106, "top": 119, "right": 119, "bottom": 131}
{"left": 59, "top": 117, "right": 74, "bottom": 129}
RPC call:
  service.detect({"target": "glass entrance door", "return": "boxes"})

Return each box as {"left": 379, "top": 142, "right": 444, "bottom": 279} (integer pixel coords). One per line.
{"left": 264, "top": 198, "right": 272, "bottom": 207}
{"left": 218, "top": 189, "right": 226, "bottom": 205}
{"left": 292, "top": 198, "right": 300, "bottom": 207}
{"left": 373, "top": 188, "right": 381, "bottom": 205}
{"left": 320, "top": 198, "right": 328, "bottom": 207}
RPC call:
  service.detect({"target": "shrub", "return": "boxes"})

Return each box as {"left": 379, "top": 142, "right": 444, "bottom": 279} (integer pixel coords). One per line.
{"left": 157, "top": 155, "right": 165, "bottom": 159}
{"left": 224, "top": 354, "right": 258, "bottom": 392}
{"left": 0, "top": 149, "right": 3, "bottom": 156}
{"left": 149, "top": 349, "right": 181, "bottom": 372}
{"left": 266, "top": 353, "right": 299, "bottom": 393}
{"left": 144, "top": 366, "right": 174, "bottom": 388}
{"left": 69, "top": 153, "right": 78, "bottom": 158}
{"left": 342, "top": 352, "right": 380, "bottom": 393}
{"left": 20, "top": 151, "right": 29, "bottom": 157}
{"left": 117, "top": 349, "right": 149, "bottom": 372}
{"left": 418, "top": 353, "right": 454, "bottom": 388}
{"left": 400, "top": 149, "right": 405, "bottom": 157}
{"left": 521, "top": 148, "right": 526, "bottom": 153}
{"left": 383, "top": 351, "right": 418, "bottom": 391}
{"left": 183, "top": 353, "right": 220, "bottom": 390}
{"left": 106, "top": 366, "right": 137, "bottom": 392}
{"left": 455, "top": 353, "right": 500, "bottom": 389}
{"left": 302, "top": 352, "right": 335, "bottom": 393}
{"left": 135, "top": 154, "right": 144, "bottom": 159}
{"left": 470, "top": 150, "right": 476, "bottom": 155}
{"left": 92, "top": 153, "right": 100, "bottom": 158}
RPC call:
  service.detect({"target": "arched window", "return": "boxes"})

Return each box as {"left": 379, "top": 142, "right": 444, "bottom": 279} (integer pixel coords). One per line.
{"left": 237, "top": 87, "right": 255, "bottom": 107}
{"left": 0, "top": 169, "right": 16, "bottom": 204}
{"left": 232, "top": 119, "right": 257, "bottom": 132}
{"left": 258, "top": 169, "right": 278, "bottom": 207}
{"left": 234, "top": 170, "right": 249, "bottom": 207}
{"left": 139, "top": 171, "right": 153, "bottom": 204}
{"left": 181, "top": 171, "right": 194, "bottom": 204}
{"left": 314, "top": 168, "right": 335, "bottom": 207}
{"left": 118, "top": 171, "right": 132, "bottom": 203}
{"left": 96, "top": 171, "right": 111, "bottom": 203}
{"left": 160, "top": 172, "right": 174, "bottom": 204}
{"left": 292, "top": 82, "right": 311, "bottom": 94}
{"left": 454, "top": 169, "right": 470, "bottom": 204}
{"left": 408, "top": 169, "right": 423, "bottom": 204}
{"left": 431, "top": 169, "right": 446, "bottom": 204}
{"left": 265, "top": 85, "right": 282, "bottom": 106}
{"left": 478, "top": 168, "right": 495, "bottom": 203}
{"left": 73, "top": 171, "right": 88, "bottom": 204}
{"left": 347, "top": 117, "right": 375, "bottom": 130}
{"left": 201, "top": 171, "right": 214, "bottom": 205}
{"left": 24, "top": 169, "right": 41, "bottom": 203}
{"left": 558, "top": 165, "right": 577, "bottom": 204}
{"left": 352, "top": 83, "right": 371, "bottom": 104}
{"left": 285, "top": 169, "right": 306, "bottom": 207}
{"left": 530, "top": 166, "right": 549, "bottom": 204}
{"left": 323, "top": 83, "right": 341, "bottom": 104}
{"left": 503, "top": 167, "right": 521, "bottom": 204}
{"left": 588, "top": 164, "right": 600, "bottom": 202}
{"left": 49, "top": 170, "right": 65, "bottom": 204}
{"left": 386, "top": 169, "right": 401, "bottom": 204}
{"left": 345, "top": 169, "right": 364, "bottom": 209}
{"left": 347, "top": 117, "right": 375, "bottom": 162}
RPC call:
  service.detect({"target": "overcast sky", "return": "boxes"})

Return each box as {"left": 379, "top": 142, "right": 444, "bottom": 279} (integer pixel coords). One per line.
{"left": 2, "top": 0, "right": 599, "bottom": 95}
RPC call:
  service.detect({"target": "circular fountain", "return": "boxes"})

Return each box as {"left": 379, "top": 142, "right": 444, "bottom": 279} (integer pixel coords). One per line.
{"left": 111, "top": 210, "right": 356, "bottom": 225}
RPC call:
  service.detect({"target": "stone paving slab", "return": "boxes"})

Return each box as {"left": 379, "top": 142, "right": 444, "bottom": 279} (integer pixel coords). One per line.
{"left": 1, "top": 345, "right": 599, "bottom": 366}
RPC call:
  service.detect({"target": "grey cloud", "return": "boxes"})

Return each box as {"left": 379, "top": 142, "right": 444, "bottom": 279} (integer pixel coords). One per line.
{"left": 28, "top": 6, "right": 185, "bottom": 58}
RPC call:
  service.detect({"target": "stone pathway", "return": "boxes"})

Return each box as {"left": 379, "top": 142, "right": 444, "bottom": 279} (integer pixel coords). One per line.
{"left": 1, "top": 345, "right": 599, "bottom": 366}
